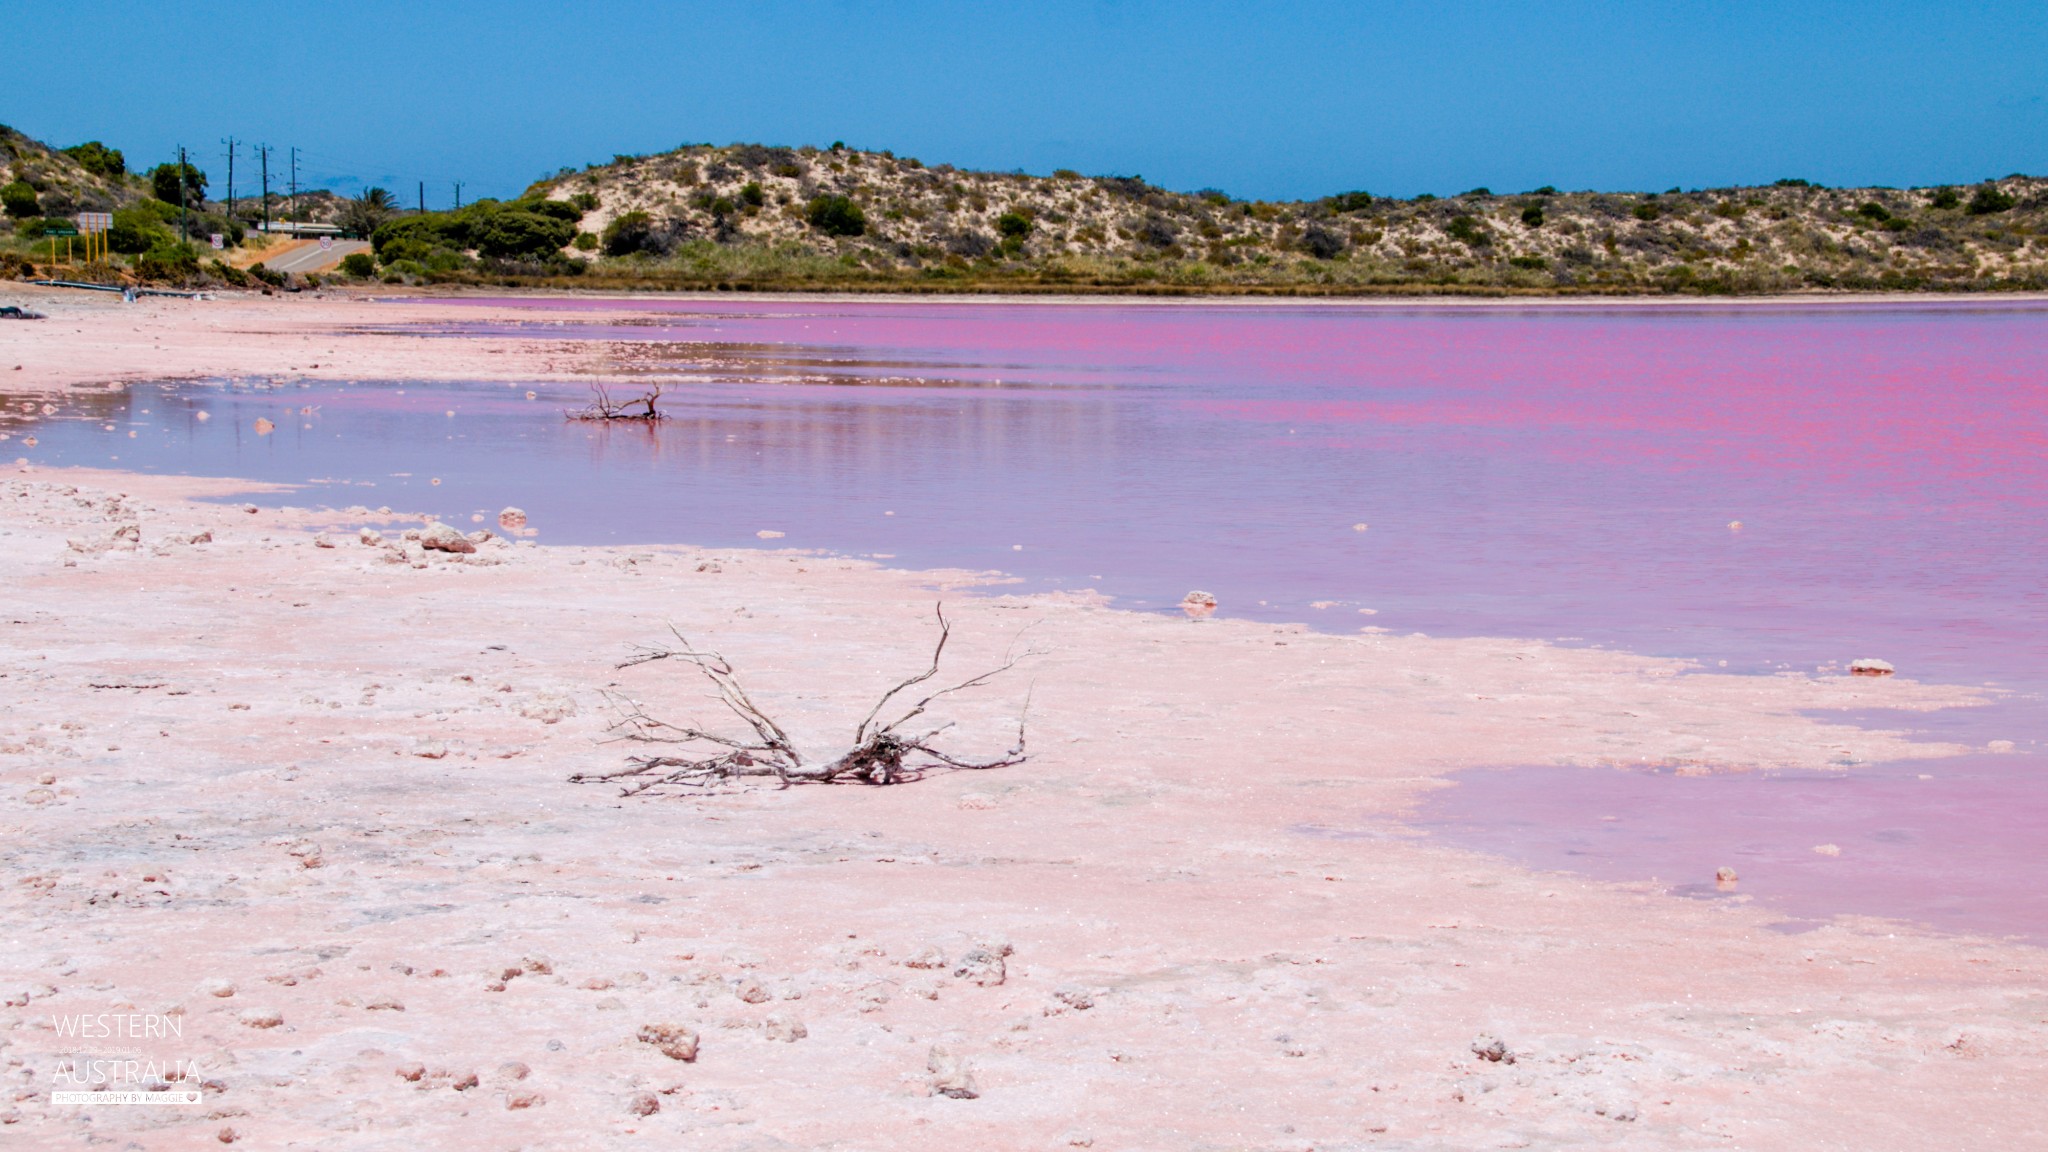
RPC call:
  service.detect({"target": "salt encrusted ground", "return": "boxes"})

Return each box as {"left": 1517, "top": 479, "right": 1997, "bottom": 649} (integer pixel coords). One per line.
{"left": 0, "top": 289, "right": 2042, "bottom": 1151}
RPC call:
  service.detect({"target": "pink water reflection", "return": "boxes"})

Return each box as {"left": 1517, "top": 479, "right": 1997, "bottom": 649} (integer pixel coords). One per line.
{"left": 21, "top": 295, "right": 2048, "bottom": 933}
{"left": 407, "top": 297, "right": 2048, "bottom": 696}
{"left": 1414, "top": 754, "right": 2048, "bottom": 942}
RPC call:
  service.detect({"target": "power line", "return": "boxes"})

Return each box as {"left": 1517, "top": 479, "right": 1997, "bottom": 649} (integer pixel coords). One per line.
{"left": 257, "top": 145, "right": 271, "bottom": 233}
{"left": 176, "top": 145, "right": 189, "bottom": 243}
{"left": 222, "top": 137, "right": 237, "bottom": 221}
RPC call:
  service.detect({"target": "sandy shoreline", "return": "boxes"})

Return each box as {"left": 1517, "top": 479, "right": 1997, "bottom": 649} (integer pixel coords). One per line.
{"left": 0, "top": 292, "right": 2043, "bottom": 1148}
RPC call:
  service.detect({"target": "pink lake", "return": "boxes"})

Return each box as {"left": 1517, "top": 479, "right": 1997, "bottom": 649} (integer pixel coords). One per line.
{"left": 17, "top": 296, "right": 2046, "bottom": 937}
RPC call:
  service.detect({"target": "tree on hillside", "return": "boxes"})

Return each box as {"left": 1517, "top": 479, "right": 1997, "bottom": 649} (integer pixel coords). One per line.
{"left": 150, "top": 161, "right": 207, "bottom": 206}
{"left": 63, "top": 141, "right": 126, "bottom": 178}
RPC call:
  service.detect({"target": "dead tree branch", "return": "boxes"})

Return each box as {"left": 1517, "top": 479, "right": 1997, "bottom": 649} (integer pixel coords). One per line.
{"left": 571, "top": 605, "right": 1034, "bottom": 795}
{"left": 567, "top": 382, "right": 667, "bottom": 422}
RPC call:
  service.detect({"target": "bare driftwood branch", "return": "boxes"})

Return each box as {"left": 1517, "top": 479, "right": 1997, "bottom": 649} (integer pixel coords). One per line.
{"left": 571, "top": 605, "right": 1034, "bottom": 796}
{"left": 567, "top": 382, "right": 667, "bottom": 422}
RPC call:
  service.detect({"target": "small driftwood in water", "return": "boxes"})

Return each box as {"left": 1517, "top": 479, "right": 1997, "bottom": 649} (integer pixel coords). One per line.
{"left": 566, "top": 383, "right": 667, "bottom": 421}
{"left": 571, "top": 605, "right": 1032, "bottom": 795}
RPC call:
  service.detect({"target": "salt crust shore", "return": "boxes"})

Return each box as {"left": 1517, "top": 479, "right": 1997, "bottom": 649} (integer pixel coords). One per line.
{"left": 0, "top": 290, "right": 2043, "bottom": 1149}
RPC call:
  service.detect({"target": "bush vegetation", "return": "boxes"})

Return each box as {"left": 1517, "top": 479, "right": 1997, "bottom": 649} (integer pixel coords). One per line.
{"left": 1967, "top": 184, "right": 2016, "bottom": 215}
{"left": 805, "top": 195, "right": 866, "bottom": 237}
{"left": 1301, "top": 224, "right": 1344, "bottom": 259}
{"left": 62, "top": 141, "right": 125, "bottom": 178}
{"left": 1, "top": 181, "right": 38, "bottom": 218}
{"left": 185, "top": 139, "right": 2043, "bottom": 298}
{"left": 135, "top": 242, "right": 199, "bottom": 282}
{"left": 370, "top": 196, "right": 588, "bottom": 268}
{"left": 1445, "top": 216, "right": 1490, "bottom": 247}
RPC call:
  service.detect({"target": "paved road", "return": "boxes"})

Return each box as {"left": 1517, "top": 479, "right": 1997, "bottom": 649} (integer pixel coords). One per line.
{"left": 262, "top": 239, "right": 371, "bottom": 275}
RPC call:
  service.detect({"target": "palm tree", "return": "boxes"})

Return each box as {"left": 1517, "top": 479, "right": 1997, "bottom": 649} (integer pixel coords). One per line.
{"left": 338, "top": 187, "right": 396, "bottom": 239}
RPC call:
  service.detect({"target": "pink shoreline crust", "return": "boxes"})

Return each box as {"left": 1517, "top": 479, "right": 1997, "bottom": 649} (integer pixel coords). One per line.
{"left": 0, "top": 291, "right": 2042, "bottom": 1148}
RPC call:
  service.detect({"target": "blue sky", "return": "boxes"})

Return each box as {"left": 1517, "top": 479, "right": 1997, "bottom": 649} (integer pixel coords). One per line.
{"left": 8, "top": 1, "right": 2044, "bottom": 204}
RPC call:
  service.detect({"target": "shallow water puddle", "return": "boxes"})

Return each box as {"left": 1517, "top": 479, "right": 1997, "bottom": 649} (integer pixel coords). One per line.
{"left": 1415, "top": 752, "right": 2048, "bottom": 940}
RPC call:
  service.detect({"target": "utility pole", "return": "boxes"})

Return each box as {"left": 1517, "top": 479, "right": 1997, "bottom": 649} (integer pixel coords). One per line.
{"left": 222, "top": 138, "right": 237, "bottom": 225}
{"left": 453, "top": 181, "right": 463, "bottom": 210}
{"left": 418, "top": 181, "right": 425, "bottom": 215}
{"left": 288, "top": 146, "right": 298, "bottom": 223}
{"left": 177, "top": 145, "right": 189, "bottom": 244}
{"left": 258, "top": 145, "right": 272, "bottom": 234}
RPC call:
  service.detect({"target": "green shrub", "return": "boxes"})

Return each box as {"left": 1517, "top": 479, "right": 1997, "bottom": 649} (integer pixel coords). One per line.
{"left": 1520, "top": 205, "right": 1545, "bottom": 228}
{"left": 371, "top": 216, "right": 452, "bottom": 258}
{"left": 1773, "top": 178, "right": 1813, "bottom": 188}
{"left": 206, "top": 259, "right": 250, "bottom": 287}
{"left": 1632, "top": 202, "right": 1662, "bottom": 221}
{"left": 739, "top": 182, "right": 766, "bottom": 209}
{"left": 1929, "top": 187, "right": 1961, "bottom": 210}
{"left": 1325, "top": 191, "right": 1375, "bottom": 213}
{"left": 520, "top": 197, "right": 585, "bottom": 223}
{"left": 247, "top": 262, "right": 286, "bottom": 287}
{"left": 1, "top": 181, "right": 38, "bottom": 218}
{"left": 135, "top": 242, "right": 200, "bottom": 282}
{"left": 0, "top": 251, "right": 36, "bottom": 279}
{"left": 338, "top": 251, "right": 376, "bottom": 277}
{"left": 569, "top": 192, "right": 599, "bottom": 212}
{"left": 1529, "top": 185, "right": 1558, "bottom": 195}
{"left": 1463, "top": 187, "right": 1492, "bottom": 198}
{"left": 1445, "top": 216, "right": 1490, "bottom": 247}
{"left": 137, "top": 197, "right": 184, "bottom": 225}
{"left": 470, "top": 210, "right": 576, "bottom": 258}
{"left": 107, "top": 207, "right": 176, "bottom": 254}
{"left": 572, "top": 231, "right": 598, "bottom": 251}
{"left": 1883, "top": 217, "right": 1912, "bottom": 232}
{"left": 1855, "top": 201, "right": 1891, "bottom": 221}
{"left": 602, "top": 210, "right": 657, "bottom": 256}
{"left": 995, "top": 210, "right": 1032, "bottom": 239}
{"left": 1509, "top": 255, "right": 1548, "bottom": 269}
{"left": 1301, "top": 224, "right": 1344, "bottom": 259}
{"left": 806, "top": 194, "right": 867, "bottom": 237}
{"left": 374, "top": 236, "right": 436, "bottom": 265}
{"left": 63, "top": 140, "right": 125, "bottom": 178}
{"left": 149, "top": 161, "right": 207, "bottom": 206}
{"left": 1967, "top": 184, "right": 2016, "bottom": 215}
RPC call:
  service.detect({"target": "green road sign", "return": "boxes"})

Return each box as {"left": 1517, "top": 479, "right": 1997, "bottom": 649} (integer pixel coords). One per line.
{"left": 46, "top": 225, "right": 79, "bottom": 237}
